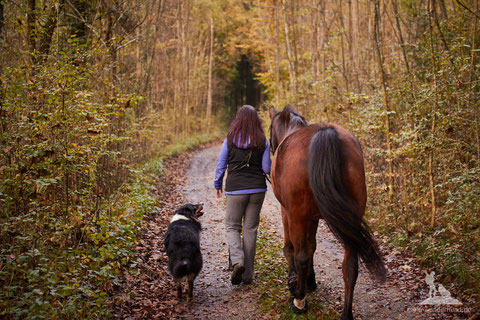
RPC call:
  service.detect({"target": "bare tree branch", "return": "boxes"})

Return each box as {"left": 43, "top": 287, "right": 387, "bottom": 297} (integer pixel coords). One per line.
{"left": 454, "top": 0, "right": 480, "bottom": 19}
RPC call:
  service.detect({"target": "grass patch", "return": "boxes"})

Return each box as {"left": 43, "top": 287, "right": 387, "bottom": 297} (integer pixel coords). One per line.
{"left": 159, "top": 132, "right": 223, "bottom": 159}
{"left": 254, "top": 219, "right": 338, "bottom": 320}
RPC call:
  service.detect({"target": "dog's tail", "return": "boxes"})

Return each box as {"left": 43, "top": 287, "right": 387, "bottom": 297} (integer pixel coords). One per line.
{"left": 172, "top": 259, "right": 191, "bottom": 278}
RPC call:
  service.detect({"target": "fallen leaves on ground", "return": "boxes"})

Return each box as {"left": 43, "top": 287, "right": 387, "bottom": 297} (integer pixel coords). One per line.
{"left": 112, "top": 151, "right": 195, "bottom": 319}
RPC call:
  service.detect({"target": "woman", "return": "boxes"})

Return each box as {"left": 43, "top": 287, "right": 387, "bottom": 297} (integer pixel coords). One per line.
{"left": 214, "top": 105, "right": 271, "bottom": 285}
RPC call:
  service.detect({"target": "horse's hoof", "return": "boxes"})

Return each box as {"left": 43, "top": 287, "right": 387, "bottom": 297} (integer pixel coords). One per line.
{"left": 287, "top": 275, "right": 297, "bottom": 294}
{"left": 289, "top": 298, "right": 308, "bottom": 314}
{"left": 340, "top": 310, "right": 354, "bottom": 320}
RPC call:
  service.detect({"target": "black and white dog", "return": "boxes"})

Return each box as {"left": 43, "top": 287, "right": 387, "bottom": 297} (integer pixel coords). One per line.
{"left": 164, "top": 204, "right": 203, "bottom": 300}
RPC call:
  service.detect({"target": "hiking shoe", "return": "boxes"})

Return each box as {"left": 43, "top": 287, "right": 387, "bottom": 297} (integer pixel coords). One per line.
{"left": 231, "top": 263, "right": 245, "bottom": 285}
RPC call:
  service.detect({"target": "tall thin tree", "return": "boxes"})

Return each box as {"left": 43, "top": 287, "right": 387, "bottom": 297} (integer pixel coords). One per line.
{"left": 427, "top": 0, "right": 438, "bottom": 228}
{"left": 373, "top": 0, "right": 395, "bottom": 215}
{"left": 206, "top": 17, "right": 214, "bottom": 127}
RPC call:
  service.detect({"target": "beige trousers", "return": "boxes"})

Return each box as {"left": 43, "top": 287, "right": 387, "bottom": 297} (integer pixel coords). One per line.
{"left": 225, "top": 192, "right": 266, "bottom": 281}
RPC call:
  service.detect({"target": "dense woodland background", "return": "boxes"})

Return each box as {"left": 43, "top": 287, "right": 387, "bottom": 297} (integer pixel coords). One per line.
{"left": 0, "top": 0, "right": 478, "bottom": 318}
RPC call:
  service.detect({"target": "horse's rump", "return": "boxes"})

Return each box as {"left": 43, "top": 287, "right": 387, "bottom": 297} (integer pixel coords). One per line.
{"left": 308, "top": 124, "right": 386, "bottom": 281}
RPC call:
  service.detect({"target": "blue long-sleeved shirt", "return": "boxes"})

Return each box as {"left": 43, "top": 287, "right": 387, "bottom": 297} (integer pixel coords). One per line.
{"left": 214, "top": 138, "right": 271, "bottom": 195}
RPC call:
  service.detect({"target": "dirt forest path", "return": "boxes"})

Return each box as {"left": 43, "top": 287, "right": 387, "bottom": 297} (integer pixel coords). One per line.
{"left": 114, "top": 143, "right": 474, "bottom": 319}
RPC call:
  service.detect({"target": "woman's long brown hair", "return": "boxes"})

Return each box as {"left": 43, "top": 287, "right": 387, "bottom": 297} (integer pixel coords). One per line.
{"left": 227, "top": 105, "right": 266, "bottom": 149}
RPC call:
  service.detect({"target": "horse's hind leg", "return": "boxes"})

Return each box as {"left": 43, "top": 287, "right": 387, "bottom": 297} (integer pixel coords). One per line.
{"left": 306, "top": 220, "right": 319, "bottom": 292}
{"left": 284, "top": 240, "right": 297, "bottom": 294}
{"left": 282, "top": 207, "right": 297, "bottom": 293}
{"left": 341, "top": 246, "right": 358, "bottom": 320}
{"left": 306, "top": 254, "right": 317, "bottom": 292}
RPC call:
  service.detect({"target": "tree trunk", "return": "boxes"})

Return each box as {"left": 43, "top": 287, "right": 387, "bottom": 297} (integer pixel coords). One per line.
{"left": 0, "top": 1, "right": 4, "bottom": 37}
{"left": 338, "top": 0, "right": 349, "bottom": 92}
{"left": 274, "top": 0, "right": 281, "bottom": 100}
{"left": 347, "top": 0, "right": 357, "bottom": 90}
{"left": 290, "top": 1, "right": 299, "bottom": 90}
{"left": 468, "top": 1, "right": 480, "bottom": 163}
{"left": 392, "top": 0, "right": 410, "bottom": 74}
{"left": 105, "top": 10, "right": 117, "bottom": 93}
{"left": 432, "top": 0, "right": 457, "bottom": 73}
{"left": 183, "top": 0, "right": 191, "bottom": 135}
{"left": 38, "top": 1, "right": 65, "bottom": 57}
{"left": 392, "top": 0, "right": 418, "bottom": 103}
{"left": 206, "top": 17, "right": 214, "bottom": 127}
{"left": 427, "top": 0, "right": 438, "bottom": 228}
{"left": 0, "top": 0, "right": 4, "bottom": 132}
{"left": 373, "top": 0, "right": 394, "bottom": 214}
{"left": 282, "top": 0, "right": 297, "bottom": 103}
{"left": 27, "top": 0, "right": 37, "bottom": 57}
{"left": 438, "top": 0, "right": 448, "bottom": 18}
{"left": 136, "top": 26, "right": 142, "bottom": 80}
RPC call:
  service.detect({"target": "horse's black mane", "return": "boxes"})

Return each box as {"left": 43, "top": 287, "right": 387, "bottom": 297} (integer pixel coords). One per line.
{"left": 269, "top": 105, "right": 309, "bottom": 154}
{"left": 282, "top": 105, "right": 308, "bottom": 127}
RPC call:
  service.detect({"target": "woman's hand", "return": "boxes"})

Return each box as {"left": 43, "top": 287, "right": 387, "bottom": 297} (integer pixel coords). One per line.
{"left": 216, "top": 188, "right": 223, "bottom": 198}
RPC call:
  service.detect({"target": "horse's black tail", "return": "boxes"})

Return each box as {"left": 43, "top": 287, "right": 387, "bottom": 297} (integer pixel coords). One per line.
{"left": 172, "top": 259, "right": 191, "bottom": 278}
{"left": 308, "top": 127, "right": 386, "bottom": 282}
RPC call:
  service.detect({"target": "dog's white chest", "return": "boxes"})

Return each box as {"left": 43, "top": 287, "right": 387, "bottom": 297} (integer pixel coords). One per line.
{"left": 170, "top": 214, "right": 192, "bottom": 223}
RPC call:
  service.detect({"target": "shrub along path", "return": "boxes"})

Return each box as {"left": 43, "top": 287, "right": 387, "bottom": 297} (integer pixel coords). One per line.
{"left": 113, "top": 144, "right": 476, "bottom": 319}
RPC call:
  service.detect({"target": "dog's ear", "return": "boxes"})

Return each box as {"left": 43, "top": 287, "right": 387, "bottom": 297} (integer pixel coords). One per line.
{"left": 194, "top": 204, "right": 204, "bottom": 217}
{"left": 174, "top": 206, "right": 187, "bottom": 216}
{"left": 188, "top": 204, "right": 203, "bottom": 223}
{"left": 175, "top": 204, "right": 194, "bottom": 216}
{"left": 176, "top": 204, "right": 203, "bottom": 222}
{"left": 186, "top": 204, "right": 203, "bottom": 223}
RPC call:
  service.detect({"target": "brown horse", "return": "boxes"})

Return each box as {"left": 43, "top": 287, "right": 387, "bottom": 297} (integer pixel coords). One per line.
{"left": 269, "top": 105, "right": 386, "bottom": 319}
